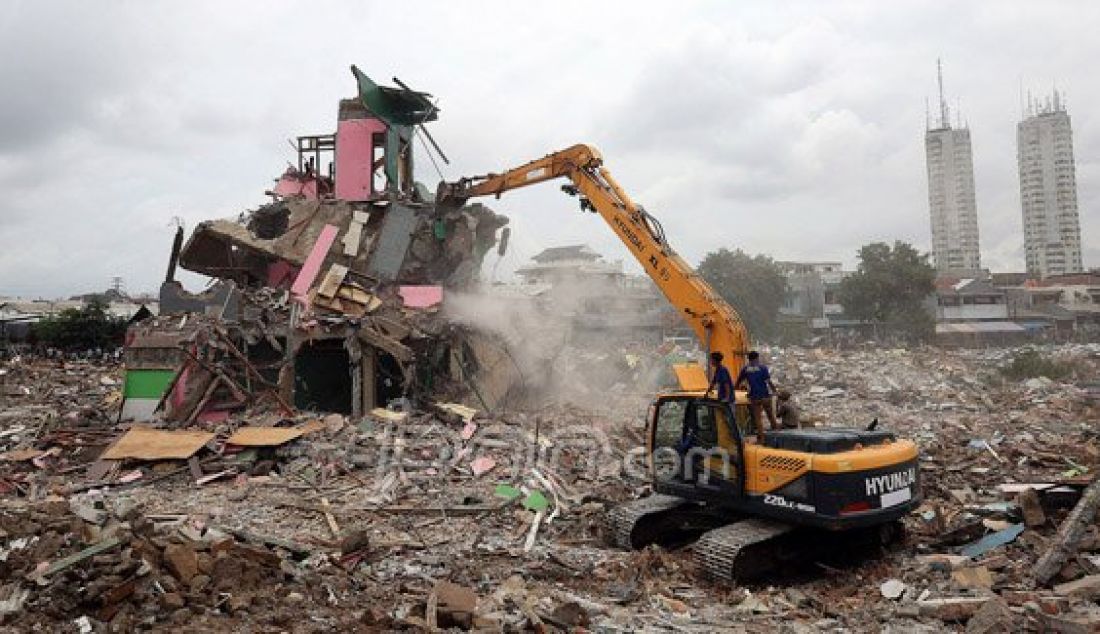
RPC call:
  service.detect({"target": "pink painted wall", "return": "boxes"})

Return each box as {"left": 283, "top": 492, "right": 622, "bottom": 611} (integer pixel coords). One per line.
{"left": 274, "top": 171, "right": 320, "bottom": 199}
{"left": 398, "top": 285, "right": 443, "bottom": 308}
{"left": 267, "top": 260, "right": 299, "bottom": 289}
{"left": 291, "top": 224, "right": 339, "bottom": 305}
{"left": 335, "top": 117, "right": 386, "bottom": 201}
{"left": 171, "top": 355, "right": 191, "bottom": 411}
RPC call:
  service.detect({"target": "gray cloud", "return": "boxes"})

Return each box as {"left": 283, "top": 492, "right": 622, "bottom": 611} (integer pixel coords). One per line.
{"left": 1, "top": 1, "right": 1098, "bottom": 300}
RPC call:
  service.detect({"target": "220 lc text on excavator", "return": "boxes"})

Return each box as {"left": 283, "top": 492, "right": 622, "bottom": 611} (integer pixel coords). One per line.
{"left": 437, "top": 144, "right": 921, "bottom": 581}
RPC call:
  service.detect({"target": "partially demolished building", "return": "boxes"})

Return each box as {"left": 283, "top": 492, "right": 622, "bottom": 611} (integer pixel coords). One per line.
{"left": 123, "top": 68, "right": 515, "bottom": 422}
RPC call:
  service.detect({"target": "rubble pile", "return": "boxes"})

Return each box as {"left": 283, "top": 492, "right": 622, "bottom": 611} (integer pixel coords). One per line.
{"left": 0, "top": 344, "right": 1098, "bottom": 630}
{"left": 0, "top": 497, "right": 301, "bottom": 630}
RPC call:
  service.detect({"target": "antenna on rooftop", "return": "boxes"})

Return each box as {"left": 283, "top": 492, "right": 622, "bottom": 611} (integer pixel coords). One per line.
{"left": 1018, "top": 77, "right": 1024, "bottom": 118}
{"left": 937, "top": 58, "right": 950, "bottom": 129}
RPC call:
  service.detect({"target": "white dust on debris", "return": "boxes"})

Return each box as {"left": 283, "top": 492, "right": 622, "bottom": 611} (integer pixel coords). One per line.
{"left": 443, "top": 278, "right": 669, "bottom": 409}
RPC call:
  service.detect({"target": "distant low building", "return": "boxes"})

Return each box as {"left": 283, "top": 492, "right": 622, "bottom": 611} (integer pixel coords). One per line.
{"left": 105, "top": 301, "right": 159, "bottom": 321}
{"left": 0, "top": 299, "right": 84, "bottom": 343}
{"left": 0, "top": 297, "right": 158, "bottom": 344}
{"left": 1003, "top": 272, "right": 1100, "bottom": 338}
{"left": 933, "top": 278, "right": 1008, "bottom": 321}
{"left": 516, "top": 245, "right": 622, "bottom": 285}
{"left": 515, "top": 244, "right": 664, "bottom": 342}
{"left": 930, "top": 277, "right": 1029, "bottom": 345}
{"left": 775, "top": 261, "right": 854, "bottom": 337}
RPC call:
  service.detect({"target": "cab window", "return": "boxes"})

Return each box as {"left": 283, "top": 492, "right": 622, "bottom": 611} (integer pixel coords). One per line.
{"left": 691, "top": 403, "right": 720, "bottom": 447}
{"left": 653, "top": 399, "right": 686, "bottom": 450}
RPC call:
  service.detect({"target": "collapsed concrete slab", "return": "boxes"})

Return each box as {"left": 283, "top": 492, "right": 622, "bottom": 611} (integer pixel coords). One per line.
{"left": 124, "top": 69, "right": 516, "bottom": 420}
{"left": 178, "top": 198, "right": 506, "bottom": 290}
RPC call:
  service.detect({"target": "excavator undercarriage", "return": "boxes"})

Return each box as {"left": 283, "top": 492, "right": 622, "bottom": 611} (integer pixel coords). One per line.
{"left": 605, "top": 495, "right": 905, "bottom": 581}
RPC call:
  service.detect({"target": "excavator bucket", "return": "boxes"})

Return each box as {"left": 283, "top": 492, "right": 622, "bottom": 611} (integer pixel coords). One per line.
{"left": 672, "top": 363, "right": 709, "bottom": 392}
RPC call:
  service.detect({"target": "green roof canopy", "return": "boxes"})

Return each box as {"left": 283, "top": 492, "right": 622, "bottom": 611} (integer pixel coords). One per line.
{"left": 350, "top": 65, "right": 438, "bottom": 126}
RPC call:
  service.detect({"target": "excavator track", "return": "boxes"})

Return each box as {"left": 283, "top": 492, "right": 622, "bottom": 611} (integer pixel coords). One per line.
{"left": 692, "top": 518, "right": 793, "bottom": 581}
{"left": 604, "top": 495, "right": 692, "bottom": 550}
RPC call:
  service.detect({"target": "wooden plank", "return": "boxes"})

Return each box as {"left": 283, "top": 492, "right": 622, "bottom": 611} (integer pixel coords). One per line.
{"left": 100, "top": 427, "right": 214, "bottom": 461}
{"left": 1034, "top": 476, "right": 1100, "bottom": 585}
{"left": 29, "top": 537, "right": 123, "bottom": 579}
{"left": 316, "top": 264, "right": 349, "bottom": 299}
{"left": 214, "top": 525, "right": 314, "bottom": 556}
{"left": 226, "top": 426, "right": 303, "bottom": 447}
{"left": 342, "top": 221, "right": 364, "bottom": 257}
{"left": 321, "top": 497, "right": 340, "bottom": 537}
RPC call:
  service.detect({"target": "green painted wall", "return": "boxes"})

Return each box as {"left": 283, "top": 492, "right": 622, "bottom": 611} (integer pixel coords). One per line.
{"left": 123, "top": 369, "right": 175, "bottom": 399}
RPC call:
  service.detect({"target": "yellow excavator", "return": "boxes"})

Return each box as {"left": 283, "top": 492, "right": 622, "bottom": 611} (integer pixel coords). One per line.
{"left": 437, "top": 144, "right": 920, "bottom": 580}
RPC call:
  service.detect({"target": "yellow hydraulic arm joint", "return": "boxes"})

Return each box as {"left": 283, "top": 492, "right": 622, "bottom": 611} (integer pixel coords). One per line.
{"left": 436, "top": 144, "right": 750, "bottom": 386}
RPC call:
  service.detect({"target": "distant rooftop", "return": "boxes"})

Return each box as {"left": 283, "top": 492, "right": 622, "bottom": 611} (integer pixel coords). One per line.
{"left": 934, "top": 278, "right": 1000, "bottom": 296}
{"left": 1023, "top": 89, "right": 1068, "bottom": 119}
{"left": 531, "top": 245, "right": 600, "bottom": 263}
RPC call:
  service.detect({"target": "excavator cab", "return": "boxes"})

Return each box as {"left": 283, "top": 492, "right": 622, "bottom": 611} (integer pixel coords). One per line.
{"left": 649, "top": 395, "right": 745, "bottom": 501}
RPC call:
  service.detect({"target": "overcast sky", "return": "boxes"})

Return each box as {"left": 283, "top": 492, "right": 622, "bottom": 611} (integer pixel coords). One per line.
{"left": 1, "top": 1, "right": 1097, "bottom": 299}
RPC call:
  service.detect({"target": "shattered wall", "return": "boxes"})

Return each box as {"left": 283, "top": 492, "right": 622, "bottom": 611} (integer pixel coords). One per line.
{"left": 178, "top": 198, "right": 506, "bottom": 290}
{"left": 160, "top": 184, "right": 510, "bottom": 417}
{"left": 131, "top": 71, "right": 520, "bottom": 418}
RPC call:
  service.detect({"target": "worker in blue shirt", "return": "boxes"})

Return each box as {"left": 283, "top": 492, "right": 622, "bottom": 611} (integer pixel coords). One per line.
{"left": 707, "top": 351, "right": 735, "bottom": 404}
{"left": 736, "top": 350, "right": 778, "bottom": 435}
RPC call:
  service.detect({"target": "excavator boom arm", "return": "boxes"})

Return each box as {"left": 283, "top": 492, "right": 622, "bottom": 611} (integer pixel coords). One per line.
{"left": 437, "top": 144, "right": 750, "bottom": 384}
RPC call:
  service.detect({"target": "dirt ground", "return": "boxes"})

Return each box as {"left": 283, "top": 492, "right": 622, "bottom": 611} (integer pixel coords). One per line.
{"left": 1, "top": 343, "right": 1099, "bottom": 632}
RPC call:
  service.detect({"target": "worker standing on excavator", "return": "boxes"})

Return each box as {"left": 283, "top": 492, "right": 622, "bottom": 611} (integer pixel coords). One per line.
{"left": 737, "top": 350, "right": 778, "bottom": 435}
{"left": 707, "top": 352, "right": 735, "bottom": 405}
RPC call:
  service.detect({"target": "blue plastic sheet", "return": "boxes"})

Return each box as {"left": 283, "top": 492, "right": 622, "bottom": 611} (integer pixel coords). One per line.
{"left": 960, "top": 523, "right": 1025, "bottom": 558}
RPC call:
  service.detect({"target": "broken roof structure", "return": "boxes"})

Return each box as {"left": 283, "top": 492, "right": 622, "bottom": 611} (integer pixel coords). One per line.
{"left": 129, "top": 68, "right": 515, "bottom": 422}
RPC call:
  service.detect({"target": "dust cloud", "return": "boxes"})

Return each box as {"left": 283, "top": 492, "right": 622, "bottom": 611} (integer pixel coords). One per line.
{"left": 443, "top": 276, "right": 674, "bottom": 411}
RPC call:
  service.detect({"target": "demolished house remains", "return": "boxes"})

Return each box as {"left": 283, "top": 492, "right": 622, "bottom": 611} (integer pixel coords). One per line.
{"left": 132, "top": 67, "right": 513, "bottom": 422}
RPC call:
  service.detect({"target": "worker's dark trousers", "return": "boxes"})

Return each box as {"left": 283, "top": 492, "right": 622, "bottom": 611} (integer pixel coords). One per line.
{"left": 749, "top": 397, "right": 778, "bottom": 433}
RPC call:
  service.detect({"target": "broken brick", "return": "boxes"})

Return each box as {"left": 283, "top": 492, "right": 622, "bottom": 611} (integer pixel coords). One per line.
{"left": 162, "top": 544, "right": 198, "bottom": 583}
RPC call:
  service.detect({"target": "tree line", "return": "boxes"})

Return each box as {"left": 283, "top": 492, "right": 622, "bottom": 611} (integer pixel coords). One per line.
{"left": 28, "top": 297, "right": 128, "bottom": 351}
{"left": 696, "top": 241, "right": 935, "bottom": 344}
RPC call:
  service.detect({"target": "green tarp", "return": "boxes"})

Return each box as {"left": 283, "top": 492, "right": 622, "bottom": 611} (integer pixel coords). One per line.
{"left": 123, "top": 369, "right": 175, "bottom": 399}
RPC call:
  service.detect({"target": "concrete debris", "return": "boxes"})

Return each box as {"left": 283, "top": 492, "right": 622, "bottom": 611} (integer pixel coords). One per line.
{"left": 951, "top": 565, "right": 994, "bottom": 589}
{"left": 964, "top": 596, "right": 1015, "bottom": 634}
{"left": 0, "top": 342, "right": 1095, "bottom": 630}
{"left": 1018, "top": 486, "right": 1047, "bottom": 527}
{"left": 880, "top": 578, "right": 907, "bottom": 600}
{"left": 917, "top": 596, "right": 993, "bottom": 621}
